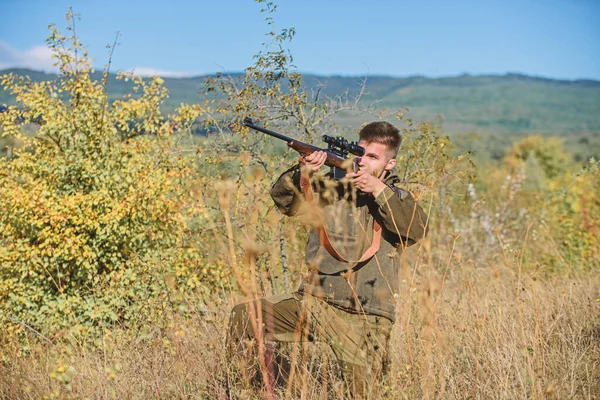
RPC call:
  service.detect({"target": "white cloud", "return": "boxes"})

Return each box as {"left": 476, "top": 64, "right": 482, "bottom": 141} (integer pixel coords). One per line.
{"left": 0, "top": 40, "right": 57, "bottom": 72}
{"left": 128, "top": 67, "right": 200, "bottom": 78}
{"left": 0, "top": 40, "right": 202, "bottom": 78}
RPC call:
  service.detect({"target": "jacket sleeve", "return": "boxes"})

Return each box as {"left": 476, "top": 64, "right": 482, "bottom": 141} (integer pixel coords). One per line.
{"left": 373, "top": 185, "right": 429, "bottom": 247}
{"left": 270, "top": 164, "right": 303, "bottom": 216}
{"left": 271, "top": 164, "right": 338, "bottom": 217}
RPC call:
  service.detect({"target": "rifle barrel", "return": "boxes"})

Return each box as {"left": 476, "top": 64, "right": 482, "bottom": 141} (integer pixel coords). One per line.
{"left": 243, "top": 118, "right": 295, "bottom": 142}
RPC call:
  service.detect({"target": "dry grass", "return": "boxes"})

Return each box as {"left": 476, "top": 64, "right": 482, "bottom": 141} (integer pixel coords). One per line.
{"left": 392, "top": 261, "right": 599, "bottom": 399}
{"left": 1, "top": 258, "right": 598, "bottom": 399}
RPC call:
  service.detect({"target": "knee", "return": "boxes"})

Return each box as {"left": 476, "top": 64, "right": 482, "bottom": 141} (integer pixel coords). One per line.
{"left": 229, "top": 302, "right": 250, "bottom": 335}
{"left": 230, "top": 302, "right": 248, "bottom": 321}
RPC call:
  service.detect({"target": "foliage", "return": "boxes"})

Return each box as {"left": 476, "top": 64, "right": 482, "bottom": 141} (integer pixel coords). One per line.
{"left": 542, "top": 159, "right": 600, "bottom": 271}
{"left": 450, "top": 135, "right": 600, "bottom": 273}
{"left": 0, "top": 4, "right": 597, "bottom": 392}
{"left": 0, "top": 3, "right": 598, "bottom": 399}
{"left": 502, "top": 137, "right": 599, "bottom": 271}
{"left": 504, "top": 135, "right": 572, "bottom": 179}
{"left": 0, "top": 11, "right": 218, "bottom": 341}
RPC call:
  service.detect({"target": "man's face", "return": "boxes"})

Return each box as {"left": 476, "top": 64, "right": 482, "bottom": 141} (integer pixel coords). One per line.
{"left": 355, "top": 141, "right": 396, "bottom": 179}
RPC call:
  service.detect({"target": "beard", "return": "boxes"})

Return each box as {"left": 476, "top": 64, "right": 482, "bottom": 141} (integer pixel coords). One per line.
{"left": 356, "top": 165, "right": 383, "bottom": 178}
{"left": 368, "top": 167, "right": 386, "bottom": 180}
{"left": 373, "top": 168, "right": 383, "bottom": 179}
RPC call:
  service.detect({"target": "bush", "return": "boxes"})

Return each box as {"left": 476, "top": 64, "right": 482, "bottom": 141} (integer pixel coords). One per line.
{"left": 0, "top": 13, "right": 216, "bottom": 341}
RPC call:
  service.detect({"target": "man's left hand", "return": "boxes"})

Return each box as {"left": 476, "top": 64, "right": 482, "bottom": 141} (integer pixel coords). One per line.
{"left": 346, "top": 170, "right": 387, "bottom": 198}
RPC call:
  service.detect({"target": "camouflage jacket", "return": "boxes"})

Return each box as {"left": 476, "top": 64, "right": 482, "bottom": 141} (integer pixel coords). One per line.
{"left": 270, "top": 164, "right": 428, "bottom": 322}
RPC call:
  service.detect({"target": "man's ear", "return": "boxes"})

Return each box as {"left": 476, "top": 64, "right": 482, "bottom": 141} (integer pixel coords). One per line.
{"left": 385, "top": 158, "right": 396, "bottom": 171}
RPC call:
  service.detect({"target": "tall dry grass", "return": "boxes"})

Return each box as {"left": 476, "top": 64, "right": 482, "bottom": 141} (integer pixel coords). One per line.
{"left": 1, "top": 254, "right": 598, "bottom": 399}
{"left": 1, "top": 129, "right": 598, "bottom": 399}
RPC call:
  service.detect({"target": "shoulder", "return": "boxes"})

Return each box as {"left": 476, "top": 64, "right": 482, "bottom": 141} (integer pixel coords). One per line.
{"left": 391, "top": 184, "right": 411, "bottom": 200}
{"left": 384, "top": 173, "right": 412, "bottom": 200}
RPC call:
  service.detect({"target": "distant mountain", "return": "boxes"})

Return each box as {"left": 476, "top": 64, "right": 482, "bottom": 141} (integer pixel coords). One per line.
{"left": 1, "top": 68, "right": 599, "bottom": 135}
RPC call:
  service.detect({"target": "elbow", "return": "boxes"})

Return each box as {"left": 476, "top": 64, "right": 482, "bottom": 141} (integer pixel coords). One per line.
{"left": 270, "top": 194, "right": 298, "bottom": 217}
{"left": 403, "top": 218, "right": 429, "bottom": 246}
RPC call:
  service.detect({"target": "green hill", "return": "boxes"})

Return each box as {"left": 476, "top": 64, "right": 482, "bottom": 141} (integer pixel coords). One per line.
{"left": 2, "top": 68, "right": 599, "bottom": 136}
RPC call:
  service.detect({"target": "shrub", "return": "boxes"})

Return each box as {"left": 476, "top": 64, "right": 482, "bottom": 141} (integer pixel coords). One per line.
{"left": 0, "top": 12, "right": 214, "bottom": 341}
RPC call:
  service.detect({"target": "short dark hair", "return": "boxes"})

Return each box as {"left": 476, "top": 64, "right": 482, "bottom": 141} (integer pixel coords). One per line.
{"left": 358, "top": 121, "right": 402, "bottom": 158}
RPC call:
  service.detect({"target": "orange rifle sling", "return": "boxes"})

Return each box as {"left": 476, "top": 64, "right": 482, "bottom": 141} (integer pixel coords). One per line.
{"left": 299, "top": 164, "right": 381, "bottom": 264}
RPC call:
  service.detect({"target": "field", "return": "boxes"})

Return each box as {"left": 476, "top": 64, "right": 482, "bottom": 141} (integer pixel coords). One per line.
{"left": 1, "top": 11, "right": 599, "bottom": 400}
{"left": 1, "top": 234, "right": 599, "bottom": 399}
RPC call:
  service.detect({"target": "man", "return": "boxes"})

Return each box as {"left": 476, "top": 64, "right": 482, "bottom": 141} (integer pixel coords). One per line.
{"left": 228, "top": 121, "right": 429, "bottom": 396}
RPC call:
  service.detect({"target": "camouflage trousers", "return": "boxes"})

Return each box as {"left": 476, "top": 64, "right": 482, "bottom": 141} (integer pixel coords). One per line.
{"left": 227, "top": 292, "right": 392, "bottom": 396}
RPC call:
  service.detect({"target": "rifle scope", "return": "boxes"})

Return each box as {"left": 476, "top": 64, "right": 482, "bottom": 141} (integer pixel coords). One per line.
{"left": 322, "top": 135, "right": 365, "bottom": 157}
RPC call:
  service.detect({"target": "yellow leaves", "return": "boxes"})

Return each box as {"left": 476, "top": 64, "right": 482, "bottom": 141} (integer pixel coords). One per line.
{"left": 0, "top": 11, "right": 258, "bottom": 343}
{"left": 0, "top": 105, "right": 25, "bottom": 140}
{"left": 172, "top": 103, "right": 202, "bottom": 126}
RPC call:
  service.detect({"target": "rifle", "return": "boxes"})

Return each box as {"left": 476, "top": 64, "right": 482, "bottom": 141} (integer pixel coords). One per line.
{"left": 243, "top": 117, "right": 364, "bottom": 178}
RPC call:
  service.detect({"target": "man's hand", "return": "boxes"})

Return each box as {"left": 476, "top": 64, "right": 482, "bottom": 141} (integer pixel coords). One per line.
{"left": 346, "top": 169, "right": 387, "bottom": 197}
{"left": 300, "top": 151, "right": 327, "bottom": 175}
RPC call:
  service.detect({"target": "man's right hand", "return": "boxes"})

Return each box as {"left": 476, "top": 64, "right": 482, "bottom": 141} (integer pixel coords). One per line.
{"left": 300, "top": 151, "right": 327, "bottom": 175}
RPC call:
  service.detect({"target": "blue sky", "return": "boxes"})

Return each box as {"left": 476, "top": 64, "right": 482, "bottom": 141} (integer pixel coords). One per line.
{"left": 1, "top": 0, "right": 599, "bottom": 80}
